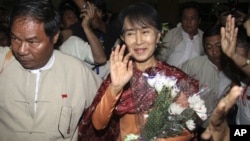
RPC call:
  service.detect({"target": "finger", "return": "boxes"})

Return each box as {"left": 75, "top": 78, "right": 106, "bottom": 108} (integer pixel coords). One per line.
{"left": 229, "top": 17, "right": 236, "bottom": 40}
{"left": 224, "top": 86, "right": 242, "bottom": 111}
{"left": 127, "top": 60, "right": 133, "bottom": 74}
{"left": 225, "top": 15, "right": 232, "bottom": 32}
{"left": 110, "top": 48, "right": 115, "bottom": 65}
{"left": 201, "top": 128, "right": 212, "bottom": 140}
{"left": 113, "top": 44, "right": 121, "bottom": 63}
{"left": 232, "top": 27, "right": 238, "bottom": 44}
{"left": 123, "top": 52, "right": 132, "bottom": 65}
{"left": 220, "top": 27, "right": 226, "bottom": 43}
{"left": 210, "top": 86, "right": 242, "bottom": 127}
{"left": 209, "top": 97, "right": 227, "bottom": 128}
{"left": 118, "top": 44, "right": 126, "bottom": 62}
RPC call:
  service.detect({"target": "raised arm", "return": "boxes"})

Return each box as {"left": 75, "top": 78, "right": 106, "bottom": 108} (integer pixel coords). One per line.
{"left": 80, "top": 2, "right": 106, "bottom": 64}
{"left": 201, "top": 86, "right": 242, "bottom": 141}
{"left": 221, "top": 15, "right": 250, "bottom": 76}
{"left": 92, "top": 44, "right": 133, "bottom": 129}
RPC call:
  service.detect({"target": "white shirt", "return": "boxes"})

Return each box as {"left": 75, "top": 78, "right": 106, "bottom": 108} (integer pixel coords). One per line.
{"left": 167, "top": 30, "right": 201, "bottom": 67}
{"left": 59, "top": 36, "right": 95, "bottom": 64}
{"left": 236, "top": 82, "right": 250, "bottom": 125}
{"left": 59, "top": 36, "right": 109, "bottom": 79}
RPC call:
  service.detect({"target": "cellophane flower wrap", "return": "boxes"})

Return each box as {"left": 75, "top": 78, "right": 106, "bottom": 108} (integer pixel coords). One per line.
{"left": 125, "top": 72, "right": 209, "bottom": 141}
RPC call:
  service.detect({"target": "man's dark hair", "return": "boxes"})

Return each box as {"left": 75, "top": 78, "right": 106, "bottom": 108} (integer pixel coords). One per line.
{"left": 202, "top": 24, "right": 221, "bottom": 51}
{"left": 180, "top": 1, "right": 202, "bottom": 18}
{"left": 59, "top": 1, "right": 80, "bottom": 22}
{"left": 9, "top": 0, "right": 61, "bottom": 41}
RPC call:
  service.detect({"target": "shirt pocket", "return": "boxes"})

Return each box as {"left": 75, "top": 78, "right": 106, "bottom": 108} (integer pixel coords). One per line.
{"left": 58, "top": 106, "right": 73, "bottom": 138}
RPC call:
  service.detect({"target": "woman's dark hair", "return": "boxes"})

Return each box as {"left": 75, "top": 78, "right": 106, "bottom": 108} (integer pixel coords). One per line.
{"left": 9, "top": 0, "right": 61, "bottom": 41}
{"left": 118, "top": 2, "right": 162, "bottom": 35}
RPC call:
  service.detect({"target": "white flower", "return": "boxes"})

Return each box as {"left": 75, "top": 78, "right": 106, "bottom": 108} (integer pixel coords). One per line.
{"left": 185, "top": 120, "right": 196, "bottom": 131}
{"left": 146, "top": 73, "right": 178, "bottom": 93}
{"left": 168, "top": 103, "right": 185, "bottom": 115}
{"left": 165, "top": 76, "right": 177, "bottom": 88}
{"left": 124, "top": 134, "right": 139, "bottom": 141}
{"left": 188, "top": 94, "right": 207, "bottom": 121}
{"left": 171, "top": 85, "right": 180, "bottom": 98}
{"left": 197, "top": 112, "right": 208, "bottom": 121}
{"left": 154, "top": 73, "right": 168, "bottom": 92}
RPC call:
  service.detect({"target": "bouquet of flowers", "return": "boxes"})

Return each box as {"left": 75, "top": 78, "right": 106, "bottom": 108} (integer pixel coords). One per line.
{"left": 125, "top": 72, "right": 208, "bottom": 141}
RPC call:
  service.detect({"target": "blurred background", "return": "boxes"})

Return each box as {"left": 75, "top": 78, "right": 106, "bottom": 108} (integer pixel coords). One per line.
{"left": 0, "top": 0, "right": 250, "bottom": 30}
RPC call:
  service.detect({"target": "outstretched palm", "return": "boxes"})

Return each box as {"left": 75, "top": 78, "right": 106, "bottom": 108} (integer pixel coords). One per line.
{"left": 110, "top": 44, "right": 133, "bottom": 95}
{"left": 221, "top": 15, "right": 238, "bottom": 58}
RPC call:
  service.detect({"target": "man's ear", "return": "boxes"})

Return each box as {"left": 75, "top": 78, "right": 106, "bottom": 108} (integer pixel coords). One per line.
{"left": 53, "top": 31, "right": 60, "bottom": 44}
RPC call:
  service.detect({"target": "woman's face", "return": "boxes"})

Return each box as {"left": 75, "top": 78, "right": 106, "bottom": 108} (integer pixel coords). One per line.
{"left": 121, "top": 18, "right": 161, "bottom": 62}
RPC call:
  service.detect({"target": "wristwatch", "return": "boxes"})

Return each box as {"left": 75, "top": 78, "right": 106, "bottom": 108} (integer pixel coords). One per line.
{"left": 241, "top": 58, "right": 250, "bottom": 68}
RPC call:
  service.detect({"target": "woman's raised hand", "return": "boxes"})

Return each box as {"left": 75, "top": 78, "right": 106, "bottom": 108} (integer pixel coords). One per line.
{"left": 110, "top": 44, "right": 133, "bottom": 95}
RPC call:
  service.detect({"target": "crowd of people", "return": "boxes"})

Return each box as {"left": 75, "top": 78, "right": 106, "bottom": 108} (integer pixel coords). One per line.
{"left": 0, "top": 0, "right": 250, "bottom": 141}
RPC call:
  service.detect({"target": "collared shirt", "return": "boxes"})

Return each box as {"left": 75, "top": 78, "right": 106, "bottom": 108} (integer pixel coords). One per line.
{"left": 30, "top": 53, "right": 55, "bottom": 112}
{"left": 166, "top": 29, "right": 201, "bottom": 67}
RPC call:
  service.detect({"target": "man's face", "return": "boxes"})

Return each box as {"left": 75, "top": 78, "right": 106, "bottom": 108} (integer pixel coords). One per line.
{"left": 62, "top": 9, "right": 78, "bottom": 28}
{"left": 10, "top": 17, "right": 58, "bottom": 69}
{"left": 181, "top": 8, "right": 200, "bottom": 36}
{"left": 204, "top": 35, "right": 222, "bottom": 68}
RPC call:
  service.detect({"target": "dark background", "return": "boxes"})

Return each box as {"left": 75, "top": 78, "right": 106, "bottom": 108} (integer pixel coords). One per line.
{"left": 0, "top": 0, "right": 250, "bottom": 30}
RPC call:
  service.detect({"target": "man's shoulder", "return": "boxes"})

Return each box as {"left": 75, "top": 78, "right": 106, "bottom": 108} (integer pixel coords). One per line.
{"left": 167, "top": 26, "right": 182, "bottom": 34}
{"left": 54, "top": 50, "right": 84, "bottom": 66}
{"left": 0, "top": 47, "right": 11, "bottom": 59}
{"left": 182, "top": 55, "right": 207, "bottom": 66}
{"left": 60, "top": 36, "right": 88, "bottom": 49}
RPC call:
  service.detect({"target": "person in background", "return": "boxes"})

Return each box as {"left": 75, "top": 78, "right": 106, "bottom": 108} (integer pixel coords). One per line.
{"left": 180, "top": 24, "right": 232, "bottom": 140}
{"left": 156, "top": 1, "right": 204, "bottom": 68}
{"left": 200, "top": 13, "right": 250, "bottom": 141}
{"left": 214, "top": 3, "right": 247, "bottom": 27}
{"left": 222, "top": 25, "right": 250, "bottom": 125}
{"left": 0, "top": 0, "right": 102, "bottom": 140}
{"left": 59, "top": 35, "right": 109, "bottom": 79}
{"left": 201, "top": 85, "right": 243, "bottom": 141}
{"left": 63, "top": 0, "right": 109, "bottom": 43}
{"left": 59, "top": 1, "right": 80, "bottom": 30}
{"left": 78, "top": 2, "right": 199, "bottom": 141}
{"left": 221, "top": 14, "right": 250, "bottom": 76}
{"left": 59, "top": 0, "right": 108, "bottom": 79}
